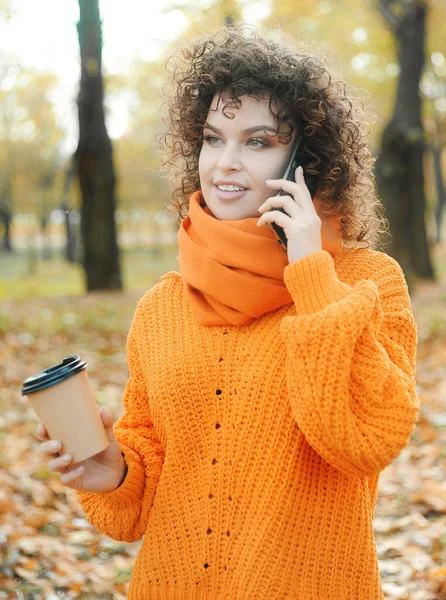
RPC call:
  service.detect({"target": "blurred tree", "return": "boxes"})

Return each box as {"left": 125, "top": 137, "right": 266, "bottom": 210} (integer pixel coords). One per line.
{"left": 431, "top": 116, "right": 445, "bottom": 242}
{"left": 219, "top": 0, "right": 241, "bottom": 26}
{"left": 422, "top": 47, "right": 446, "bottom": 245}
{"left": 0, "top": 60, "right": 16, "bottom": 253}
{"left": 161, "top": 0, "right": 243, "bottom": 31}
{"left": 0, "top": 0, "right": 12, "bottom": 23}
{"left": 105, "top": 67, "right": 170, "bottom": 214}
{"left": 265, "top": 0, "right": 398, "bottom": 153}
{"left": 0, "top": 179, "right": 12, "bottom": 251}
{"left": 0, "top": 64, "right": 64, "bottom": 252}
{"left": 39, "top": 168, "right": 57, "bottom": 260}
{"left": 76, "top": 0, "right": 122, "bottom": 291}
{"left": 61, "top": 157, "right": 77, "bottom": 263}
{"left": 374, "top": 0, "right": 434, "bottom": 287}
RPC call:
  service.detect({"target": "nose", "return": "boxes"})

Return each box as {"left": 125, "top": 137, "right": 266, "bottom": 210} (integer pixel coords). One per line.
{"left": 216, "top": 143, "right": 242, "bottom": 172}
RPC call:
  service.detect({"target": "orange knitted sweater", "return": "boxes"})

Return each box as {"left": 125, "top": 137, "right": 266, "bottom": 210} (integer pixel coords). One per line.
{"left": 77, "top": 247, "right": 419, "bottom": 600}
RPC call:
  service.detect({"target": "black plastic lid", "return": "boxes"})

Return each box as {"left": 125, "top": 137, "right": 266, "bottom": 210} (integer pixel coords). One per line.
{"left": 21, "top": 354, "right": 88, "bottom": 396}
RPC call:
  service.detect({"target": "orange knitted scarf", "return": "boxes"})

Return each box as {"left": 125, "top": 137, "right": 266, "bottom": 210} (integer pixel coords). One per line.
{"left": 177, "top": 190, "right": 342, "bottom": 326}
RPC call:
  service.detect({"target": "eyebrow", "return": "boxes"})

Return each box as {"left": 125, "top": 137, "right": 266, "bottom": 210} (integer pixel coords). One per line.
{"left": 203, "top": 122, "right": 278, "bottom": 135}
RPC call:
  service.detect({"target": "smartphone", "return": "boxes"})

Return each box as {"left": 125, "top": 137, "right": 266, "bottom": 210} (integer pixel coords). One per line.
{"left": 269, "top": 134, "right": 316, "bottom": 250}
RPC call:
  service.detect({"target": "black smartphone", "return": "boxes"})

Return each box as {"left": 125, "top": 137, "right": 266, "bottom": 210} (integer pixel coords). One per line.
{"left": 269, "top": 135, "right": 316, "bottom": 250}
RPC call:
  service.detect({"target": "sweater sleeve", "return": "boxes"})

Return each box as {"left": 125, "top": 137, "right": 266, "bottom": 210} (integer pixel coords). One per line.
{"left": 280, "top": 249, "right": 420, "bottom": 478}
{"left": 76, "top": 298, "right": 165, "bottom": 542}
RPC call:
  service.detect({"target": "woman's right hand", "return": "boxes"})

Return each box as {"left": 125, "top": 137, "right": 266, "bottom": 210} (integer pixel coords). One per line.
{"left": 37, "top": 406, "right": 128, "bottom": 493}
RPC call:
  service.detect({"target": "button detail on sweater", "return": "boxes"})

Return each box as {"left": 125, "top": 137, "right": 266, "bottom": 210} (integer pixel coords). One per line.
{"left": 208, "top": 493, "right": 214, "bottom": 499}
{"left": 216, "top": 389, "right": 222, "bottom": 395}
{"left": 215, "top": 423, "right": 221, "bottom": 429}
{"left": 204, "top": 563, "right": 209, "bottom": 569}
{"left": 207, "top": 528, "right": 212, "bottom": 535}
{"left": 212, "top": 459, "right": 217, "bottom": 465}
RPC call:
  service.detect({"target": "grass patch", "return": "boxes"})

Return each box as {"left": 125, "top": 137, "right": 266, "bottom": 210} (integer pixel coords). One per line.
{"left": 0, "top": 246, "right": 179, "bottom": 300}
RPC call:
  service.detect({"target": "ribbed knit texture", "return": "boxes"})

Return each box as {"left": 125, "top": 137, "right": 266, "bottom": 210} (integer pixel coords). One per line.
{"left": 77, "top": 246, "right": 420, "bottom": 600}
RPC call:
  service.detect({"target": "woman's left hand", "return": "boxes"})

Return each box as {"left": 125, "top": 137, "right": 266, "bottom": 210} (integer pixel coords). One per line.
{"left": 257, "top": 166, "right": 323, "bottom": 264}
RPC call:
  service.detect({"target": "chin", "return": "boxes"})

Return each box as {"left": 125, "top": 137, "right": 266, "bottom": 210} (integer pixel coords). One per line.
{"left": 209, "top": 205, "right": 253, "bottom": 221}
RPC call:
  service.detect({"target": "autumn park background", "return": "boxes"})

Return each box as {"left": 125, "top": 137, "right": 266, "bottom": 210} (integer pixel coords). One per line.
{"left": 1, "top": 0, "right": 446, "bottom": 598}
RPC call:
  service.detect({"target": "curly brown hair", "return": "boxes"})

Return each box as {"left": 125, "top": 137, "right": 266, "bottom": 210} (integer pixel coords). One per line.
{"left": 157, "top": 24, "right": 390, "bottom": 251}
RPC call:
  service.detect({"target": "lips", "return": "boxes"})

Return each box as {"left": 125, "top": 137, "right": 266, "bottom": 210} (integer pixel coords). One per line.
{"left": 214, "top": 181, "right": 248, "bottom": 190}
{"left": 214, "top": 185, "right": 249, "bottom": 201}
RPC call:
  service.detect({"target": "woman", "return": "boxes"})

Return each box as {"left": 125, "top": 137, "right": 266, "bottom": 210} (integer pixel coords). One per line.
{"left": 37, "top": 25, "right": 420, "bottom": 599}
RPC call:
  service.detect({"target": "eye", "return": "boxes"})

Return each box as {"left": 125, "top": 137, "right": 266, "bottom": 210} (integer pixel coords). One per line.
{"left": 203, "top": 135, "right": 222, "bottom": 146}
{"left": 247, "top": 138, "right": 270, "bottom": 148}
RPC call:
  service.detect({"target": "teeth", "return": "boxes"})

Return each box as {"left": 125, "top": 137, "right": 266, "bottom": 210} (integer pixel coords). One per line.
{"left": 217, "top": 185, "right": 245, "bottom": 191}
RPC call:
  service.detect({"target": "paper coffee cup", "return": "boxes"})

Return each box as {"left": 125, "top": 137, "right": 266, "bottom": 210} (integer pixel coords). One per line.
{"left": 22, "top": 355, "right": 110, "bottom": 464}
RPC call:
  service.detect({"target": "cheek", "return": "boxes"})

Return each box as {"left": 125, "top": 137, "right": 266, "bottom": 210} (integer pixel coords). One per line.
{"left": 271, "top": 154, "right": 291, "bottom": 180}
{"left": 250, "top": 152, "right": 289, "bottom": 181}
{"left": 198, "top": 150, "right": 211, "bottom": 181}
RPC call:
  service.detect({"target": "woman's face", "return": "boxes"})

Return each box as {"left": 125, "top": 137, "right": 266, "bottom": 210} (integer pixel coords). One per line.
{"left": 198, "top": 93, "right": 297, "bottom": 220}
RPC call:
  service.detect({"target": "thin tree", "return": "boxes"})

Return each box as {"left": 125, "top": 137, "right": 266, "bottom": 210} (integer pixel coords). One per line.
{"left": 431, "top": 112, "right": 445, "bottom": 243}
{"left": 0, "top": 183, "right": 12, "bottom": 252}
{"left": 75, "top": 0, "right": 122, "bottom": 291}
{"left": 374, "top": 0, "right": 435, "bottom": 288}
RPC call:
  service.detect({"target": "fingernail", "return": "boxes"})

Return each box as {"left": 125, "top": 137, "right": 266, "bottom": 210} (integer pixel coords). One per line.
{"left": 49, "top": 441, "right": 61, "bottom": 451}
{"left": 297, "top": 166, "right": 303, "bottom": 174}
{"left": 265, "top": 179, "right": 273, "bottom": 183}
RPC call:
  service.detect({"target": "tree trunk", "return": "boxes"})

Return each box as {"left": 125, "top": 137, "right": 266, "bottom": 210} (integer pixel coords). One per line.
{"left": 375, "top": 0, "right": 434, "bottom": 288}
{"left": 75, "top": 0, "right": 122, "bottom": 291}
{"left": 0, "top": 204, "right": 12, "bottom": 252}
{"left": 61, "top": 159, "right": 77, "bottom": 263}
{"left": 432, "top": 143, "right": 445, "bottom": 243}
{"left": 0, "top": 176, "right": 13, "bottom": 252}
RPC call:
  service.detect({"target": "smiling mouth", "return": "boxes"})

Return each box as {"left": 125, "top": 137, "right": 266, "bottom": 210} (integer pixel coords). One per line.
{"left": 215, "top": 185, "right": 248, "bottom": 192}
{"left": 213, "top": 185, "right": 249, "bottom": 199}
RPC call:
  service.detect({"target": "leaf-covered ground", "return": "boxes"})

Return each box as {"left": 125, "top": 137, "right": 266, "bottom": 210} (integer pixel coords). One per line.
{"left": 1, "top": 246, "right": 446, "bottom": 600}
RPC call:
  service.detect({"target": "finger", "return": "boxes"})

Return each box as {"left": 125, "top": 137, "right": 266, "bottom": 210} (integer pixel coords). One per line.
{"left": 60, "top": 465, "right": 84, "bottom": 485}
{"left": 100, "top": 406, "right": 112, "bottom": 425}
{"left": 48, "top": 453, "right": 73, "bottom": 472}
{"left": 100, "top": 406, "right": 116, "bottom": 443}
{"left": 36, "top": 423, "right": 50, "bottom": 441}
{"left": 294, "top": 165, "right": 304, "bottom": 179}
{"left": 257, "top": 210, "right": 294, "bottom": 230}
{"left": 259, "top": 195, "right": 302, "bottom": 218}
{"left": 39, "top": 440, "right": 62, "bottom": 456}
{"left": 266, "top": 171, "right": 310, "bottom": 200}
